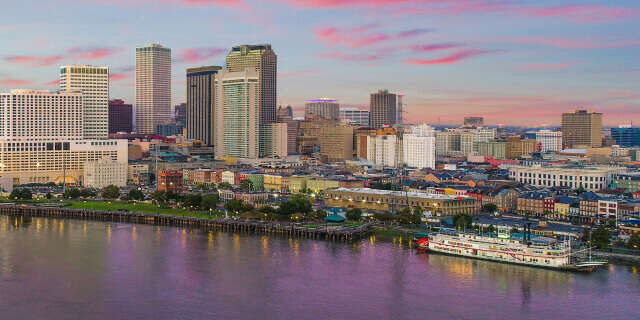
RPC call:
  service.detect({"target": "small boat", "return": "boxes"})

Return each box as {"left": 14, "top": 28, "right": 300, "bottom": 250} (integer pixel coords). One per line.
{"left": 416, "top": 227, "right": 606, "bottom": 272}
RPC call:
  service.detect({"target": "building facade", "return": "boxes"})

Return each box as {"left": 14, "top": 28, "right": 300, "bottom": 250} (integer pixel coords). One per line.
{"left": 509, "top": 165, "right": 627, "bottom": 191}
{"left": 108, "top": 99, "right": 133, "bottom": 134}
{"left": 213, "top": 69, "right": 260, "bottom": 158}
{"left": 610, "top": 125, "right": 640, "bottom": 147}
{"left": 83, "top": 158, "right": 127, "bottom": 188}
{"left": 158, "top": 170, "right": 183, "bottom": 193}
{"left": 561, "top": 110, "right": 603, "bottom": 148}
{"left": 305, "top": 98, "right": 339, "bottom": 120}
{"left": 60, "top": 65, "right": 109, "bottom": 139}
{"left": 340, "top": 108, "right": 370, "bottom": 127}
{"left": 156, "top": 122, "right": 184, "bottom": 137}
{"left": 226, "top": 44, "right": 276, "bottom": 125}
{"left": 403, "top": 124, "right": 436, "bottom": 169}
{"left": 135, "top": 44, "right": 172, "bottom": 134}
{"left": 464, "top": 117, "right": 483, "bottom": 127}
{"left": 174, "top": 103, "right": 186, "bottom": 125}
{"left": 436, "top": 131, "right": 474, "bottom": 156}
{"left": 276, "top": 105, "right": 296, "bottom": 155}
{"left": 186, "top": 66, "right": 221, "bottom": 146}
{"left": 319, "top": 125, "right": 355, "bottom": 163}
{"left": 0, "top": 90, "right": 127, "bottom": 185}
{"left": 476, "top": 141, "right": 507, "bottom": 159}
{"left": 525, "top": 130, "right": 563, "bottom": 152}
{"left": 369, "top": 90, "right": 396, "bottom": 129}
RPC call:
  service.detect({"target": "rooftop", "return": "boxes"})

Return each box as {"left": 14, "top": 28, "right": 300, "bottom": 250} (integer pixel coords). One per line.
{"left": 331, "top": 188, "right": 473, "bottom": 200}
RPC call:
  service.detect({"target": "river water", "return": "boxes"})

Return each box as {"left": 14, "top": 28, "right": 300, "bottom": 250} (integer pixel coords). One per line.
{"left": 1, "top": 216, "right": 639, "bottom": 320}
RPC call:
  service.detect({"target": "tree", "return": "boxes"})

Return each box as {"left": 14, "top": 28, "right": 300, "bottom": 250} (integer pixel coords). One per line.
{"left": 345, "top": 208, "right": 363, "bottom": 221}
{"left": 9, "top": 188, "right": 32, "bottom": 200}
{"left": 102, "top": 185, "right": 121, "bottom": 199}
{"left": 151, "top": 190, "right": 166, "bottom": 203}
{"left": 487, "top": 224, "right": 495, "bottom": 234}
{"left": 591, "top": 226, "right": 612, "bottom": 249}
{"left": 240, "top": 203, "right": 254, "bottom": 213}
{"left": 575, "top": 186, "right": 586, "bottom": 195}
{"left": 182, "top": 193, "right": 203, "bottom": 210}
{"left": 218, "top": 182, "right": 233, "bottom": 190}
{"left": 452, "top": 213, "right": 473, "bottom": 230}
{"left": 510, "top": 227, "right": 519, "bottom": 234}
{"left": 315, "top": 209, "right": 327, "bottom": 219}
{"left": 371, "top": 182, "right": 394, "bottom": 190}
{"left": 483, "top": 203, "right": 498, "bottom": 213}
{"left": 201, "top": 194, "right": 221, "bottom": 210}
{"left": 80, "top": 189, "right": 97, "bottom": 198}
{"left": 196, "top": 183, "right": 210, "bottom": 192}
{"left": 279, "top": 194, "right": 312, "bottom": 216}
{"left": 240, "top": 179, "right": 254, "bottom": 192}
{"left": 64, "top": 187, "right": 81, "bottom": 199}
{"left": 627, "top": 234, "right": 640, "bottom": 250}
{"left": 45, "top": 192, "right": 53, "bottom": 199}
{"left": 148, "top": 172, "right": 156, "bottom": 184}
{"left": 128, "top": 189, "right": 145, "bottom": 201}
{"left": 225, "top": 198, "right": 244, "bottom": 213}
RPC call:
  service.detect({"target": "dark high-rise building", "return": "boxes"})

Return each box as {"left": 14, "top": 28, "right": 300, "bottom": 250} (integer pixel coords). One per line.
{"left": 464, "top": 117, "right": 484, "bottom": 128}
{"left": 108, "top": 99, "right": 133, "bottom": 133}
{"left": 186, "top": 66, "right": 222, "bottom": 146}
{"left": 369, "top": 89, "right": 396, "bottom": 129}
{"left": 174, "top": 103, "right": 186, "bottom": 125}
{"left": 156, "top": 122, "right": 184, "bottom": 137}
{"left": 610, "top": 126, "right": 640, "bottom": 147}
{"left": 226, "top": 44, "right": 277, "bottom": 125}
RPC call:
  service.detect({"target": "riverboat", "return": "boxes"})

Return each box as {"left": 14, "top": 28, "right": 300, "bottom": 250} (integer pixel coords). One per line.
{"left": 416, "top": 228, "right": 606, "bottom": 272}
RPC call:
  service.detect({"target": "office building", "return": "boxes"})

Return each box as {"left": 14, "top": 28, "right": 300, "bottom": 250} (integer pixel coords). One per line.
{"left": 319, "top": 125, "right": 355, "bottom": 163}
{"left": 186, "top": 66, "right": 221, "bottom": 146}
{"left": 403, "top": 124, "right": 436, "bottom": 169}
{"left": 156, "top": 122, "right": 184, "bottom": 137}
{"left": 524, "top": 130, "right": 563, "bottom": 152}
{"left": 135, "top": 44, "right": 171, "bottom": 134}
{"left": 369, "top": 89, "right": 396, "bottom": 129}
{"left": 509, "top": 165, "right": 627, "bottom": 191}
{"left": 610, "top": 125, "right": 640, "bottom": 147}
{"left": 305, "top": 98, "right": 339, "bottom": 120}
{"left": 60, "top": 65, "right": 109, "bottom": 139}
{"left": 561, "top": 110, "right": 602, "bottom": 148}
{"left": 0, "top": 90, "right": 127, "bottom": 185}
{"left": 260, "top": 123, "right": 289, "bottom": 158}
{"left": 226, "top": 44, "right": 277, "bottom": 124}
{"left": 367, "top": 134, "right": 397, "bottom": 167}
{"left": 476, "top": 141, "right": 507, "bottom": 159}
{"left": 158, "top": 170, "right": 183, "bottom": 193}
{"left": 505, "top": 137, "right": 537, "bottom": 159}
{"left": 464, "top": 117, "right": 483, "bottom": 128}
{"left": 213, "top": 69, "right": 260, "bottom": 158}
{"left": 340, "top": 108, "right": 370, "bottom": 127}
{"left": 436, "top": 131, "right": 474, "bottom": 156}
{"left": 84, "top": 158, "right": 127, "bottom": 188}
{"left": 174, "top": 103, "right": 186, "bottom": 125}
{"left": 108, "top": 99, "right": 133, "bottom": 134}
{"left": 276, "top": 105, "right": 296, "bottom": 155}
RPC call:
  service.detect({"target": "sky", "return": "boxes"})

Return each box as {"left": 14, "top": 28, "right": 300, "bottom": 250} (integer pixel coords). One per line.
{"left": 0, "top": 0, "right": 639, "bottom": 127}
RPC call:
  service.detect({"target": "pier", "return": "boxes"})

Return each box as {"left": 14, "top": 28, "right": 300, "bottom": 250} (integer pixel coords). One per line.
{"left": 0, "top": 204, "right": 373, "bottom": 242}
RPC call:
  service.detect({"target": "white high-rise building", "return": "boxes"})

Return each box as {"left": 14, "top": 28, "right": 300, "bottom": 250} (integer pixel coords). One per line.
{"left": 0, "top": 90, "right": 127, "bottom": 185}
{"left": 213, "top": 69, "right": 260, "bottom": 158}
{"left": 404, "top": 124, "right": 436, "bottom": 169}
{"left": 60, "top": 65, "right": 109, "bottom": 139}
{"left": 527, "top": 130, "right": 563, "bottom": 152}
{"left": 367, "top": 134, "right": 397, "bottom": 167}
{"left": 340, "top": 108, "right": 370, "bottom": 127}
{"left": 84, "top": 157, "right": 127, "bottom": 188}
{"left": 135, "top": 44, "right": 171, "bottom": 134}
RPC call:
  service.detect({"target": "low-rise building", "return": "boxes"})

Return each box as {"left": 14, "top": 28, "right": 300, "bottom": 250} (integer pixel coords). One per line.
{"left": 509, "top": 165, "right": 627, "bottom": 191}
{"left": 128, "top": 164, "right": 149, "bottom": 185}
{"left": 84, "top": 158, "right": 127, "bottom": 189}
{"left": 158, "top": 170, "right": 183, "bottom": 193}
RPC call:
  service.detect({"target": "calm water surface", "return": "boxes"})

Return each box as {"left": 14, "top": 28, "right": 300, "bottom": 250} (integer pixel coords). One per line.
{"left": 1, "top": 215, "right": 639, "bottom": 320}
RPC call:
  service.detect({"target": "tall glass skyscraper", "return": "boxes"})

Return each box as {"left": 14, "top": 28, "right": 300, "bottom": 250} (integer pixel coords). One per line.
{"left": 135, "top": 44, "right": 171, "bottom": 134}
{"left": 186, "top": 66, "right": 221, "bottom": 146}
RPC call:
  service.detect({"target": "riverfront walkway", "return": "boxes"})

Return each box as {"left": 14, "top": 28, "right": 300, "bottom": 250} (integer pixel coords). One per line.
{"left": 0, "top": 204, "right": 373, "bottom": 242}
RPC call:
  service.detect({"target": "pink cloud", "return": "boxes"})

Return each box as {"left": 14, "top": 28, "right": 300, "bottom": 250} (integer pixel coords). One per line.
{"left": 5, "top": 46, "right": 120, "bottom": 68}
{"left": 320, "top": 52, "right": 382, "bottom": 62}
{"left": 174, "top": 47, "right": 227, "bottom": 63}
{"left": 42, "top": 79, "right": 61, "bottom": 86}
{"left": 510, "top": 37, "right": 640, "bottom": 49}
{"left": 0, "top": 79, "right": 35, "bottom": 87}
{"left": 520, "top": 62, "right": 573, "bottom": 70}
{"left": 279, "top": 69, "right": 324, "bottom": 77}
{"left": 522, "top": 5, "right": 638, "bottom": 23}
{"left": 409, "top": 43, "right": 462, "bottom": 52}
{"left": 269, "top": 0, "right": 456, "bottom": 9}
{"left": 403, "top": 49, "right": 492, "bottom": 65}
{"left": 89, "top": 0, "right": 242, "bottom": 7}
{"left": 314, "top": 25, "right": 430, "bottom": 48}
{"left": 109, "top": 73, "right": 132, "bottom": 82}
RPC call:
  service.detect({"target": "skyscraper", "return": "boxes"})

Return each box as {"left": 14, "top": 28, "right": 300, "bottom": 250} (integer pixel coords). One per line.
{"left": 186, "top": 66, "right": 222, "bottom": 146}
{"left": 305, "top": 98, "right": 339, "bottom": 120}
{"left": 340, "top": 108, "right": 370, "bottom": 127}
{"left": 108, "top": 99, "right": 133, "bottom": 134}
{"left": 60, "top": 65, "right": 109, "bottom": 139}
{"left": 369, "top": 89, "right": 396, "bottom": 129}
{"left": 226, "top": 44, "right": 277, "bottom": 124}
{"left": 213, "top": 69, "right": 260, "bottom": 158}
{"left": 403, "top": 124, "right": 436, "bottom": 170}
{"left": 277, "top": 105, "right": 296, "bottom": 155}
{"left": 135, "top": 44, "right": 171, "bottom": 134}
{"left": 561, "top": 110, "right": 603, "bottom": 148}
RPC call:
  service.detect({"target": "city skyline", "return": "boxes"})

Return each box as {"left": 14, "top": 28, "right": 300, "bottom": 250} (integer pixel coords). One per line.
{"left": 0, "top": 0, "right": 638, "bottom": 126}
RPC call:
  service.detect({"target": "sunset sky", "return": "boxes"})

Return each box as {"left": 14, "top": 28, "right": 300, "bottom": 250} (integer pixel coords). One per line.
{"left": 0, "top": 0, "right": 638, "bottom": 126}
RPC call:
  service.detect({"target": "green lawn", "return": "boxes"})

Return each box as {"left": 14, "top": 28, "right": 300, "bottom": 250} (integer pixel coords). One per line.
{"left": 64, "top": 201, "right": 223, "bottom": 219}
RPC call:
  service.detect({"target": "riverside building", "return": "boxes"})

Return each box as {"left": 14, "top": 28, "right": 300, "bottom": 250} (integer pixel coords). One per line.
{"left": 0, "top": 90, "right": 127, "bottom": 185}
